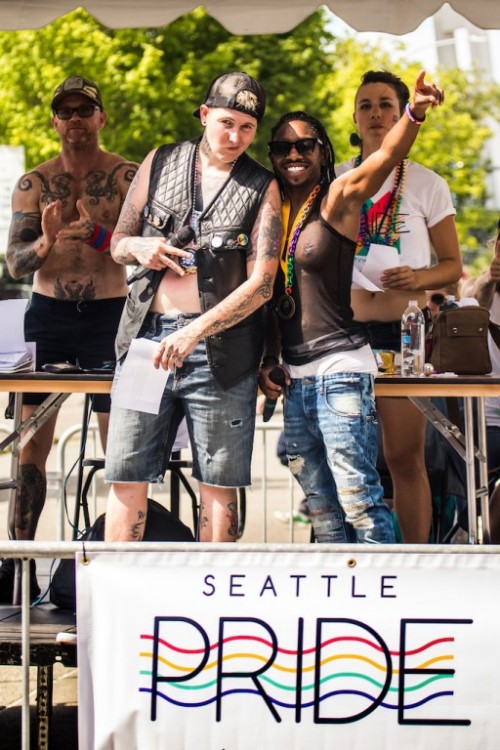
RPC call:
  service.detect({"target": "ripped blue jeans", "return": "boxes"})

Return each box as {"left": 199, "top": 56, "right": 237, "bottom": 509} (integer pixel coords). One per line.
{"left": 283, "top": 373, "right": 395, "bottom": 544}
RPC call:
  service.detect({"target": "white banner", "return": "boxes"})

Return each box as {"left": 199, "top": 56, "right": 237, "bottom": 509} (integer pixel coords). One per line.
{"left": 76, "top": 548, "right": 500, "bottom": 749}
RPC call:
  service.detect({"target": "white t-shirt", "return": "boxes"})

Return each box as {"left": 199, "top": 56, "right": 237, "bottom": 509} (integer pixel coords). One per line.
{"left": 336, "top": 158, "right": 456, "bottom": 272}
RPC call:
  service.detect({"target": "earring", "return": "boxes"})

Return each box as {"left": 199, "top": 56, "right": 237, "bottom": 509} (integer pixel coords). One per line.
{"left": 349, "top": 133, "right": 361, "bottom": 147}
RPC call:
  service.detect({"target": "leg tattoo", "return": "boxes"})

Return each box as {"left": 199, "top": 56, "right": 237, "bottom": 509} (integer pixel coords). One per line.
{"left": 129, "top": 509, "right": 147, "bottom": 541}
{"left": 16, "top": 464, "right": 46, "bottom": 539}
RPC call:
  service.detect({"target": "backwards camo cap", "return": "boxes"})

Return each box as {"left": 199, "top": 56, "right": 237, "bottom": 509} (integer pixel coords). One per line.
{"left": 194, "top": 72, "right": 266, "bottom": 122}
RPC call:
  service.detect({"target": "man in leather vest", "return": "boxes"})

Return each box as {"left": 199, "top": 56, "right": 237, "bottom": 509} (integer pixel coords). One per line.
{"left": 104, "top": 72, "right": 282, "bottom": 542}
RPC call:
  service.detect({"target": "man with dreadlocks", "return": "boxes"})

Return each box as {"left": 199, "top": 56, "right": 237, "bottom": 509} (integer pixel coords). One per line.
{"left": 259, "top": 70, "right": 444, "bottom": 544}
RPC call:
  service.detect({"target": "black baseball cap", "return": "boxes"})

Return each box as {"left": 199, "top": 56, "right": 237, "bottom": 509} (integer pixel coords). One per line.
{"left": 51, "top": 75, "right": 103, "bottom": 110}
{"left": 194, "top": 72, "right": 266, "bottom": 122}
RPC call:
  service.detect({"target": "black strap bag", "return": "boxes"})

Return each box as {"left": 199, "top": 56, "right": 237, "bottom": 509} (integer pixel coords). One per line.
{"left": 50, "top": 499, "right": 195, "bottom": 610}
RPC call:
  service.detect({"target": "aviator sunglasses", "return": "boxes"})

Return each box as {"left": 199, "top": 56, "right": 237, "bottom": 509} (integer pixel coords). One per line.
{"left": 54, "top": 105, "right": 100, "bottom": 120}
{"left": 268, "top": 137, "right": 322, "bottom": 158}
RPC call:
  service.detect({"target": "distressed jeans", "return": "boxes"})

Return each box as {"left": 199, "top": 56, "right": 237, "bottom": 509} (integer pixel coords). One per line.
{"left": 283, "top": 373, "right": 395, "bottom": 544}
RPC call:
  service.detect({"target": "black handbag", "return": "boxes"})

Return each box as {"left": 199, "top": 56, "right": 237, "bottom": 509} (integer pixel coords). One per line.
{"left": 430, "top": 305, "right": 492, "bottom": 375}
{"left": 50, "top": 499, "right": 195, "bottom": 610}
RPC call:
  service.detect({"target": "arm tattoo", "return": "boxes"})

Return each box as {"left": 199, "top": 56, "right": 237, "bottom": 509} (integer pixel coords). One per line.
{"left": 7, "top": 211, "right": 45, "bottom": 277}
{"left": 115, "top": 199, "right": 142, "bottom": 237}
{"left": 259, "top": 212, "right": 282, "bottom": 262}
{"left": 201, "top": 271, "right": 274, "bottom": 337}
{"left": 111, "top": 194, "right": 144, "bottom": 262}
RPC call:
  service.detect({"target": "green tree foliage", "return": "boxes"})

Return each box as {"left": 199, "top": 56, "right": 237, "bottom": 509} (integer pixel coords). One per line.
{"left": 0, "top": 7, "right": 335, "bottom": 165}
{"left": 0, "top": 8, "right": 499, "bottom": 270}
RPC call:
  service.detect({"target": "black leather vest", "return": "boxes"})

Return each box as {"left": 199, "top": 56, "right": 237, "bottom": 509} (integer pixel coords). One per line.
{"left": 115, "top": 138, "right": 274, "bottom": 389}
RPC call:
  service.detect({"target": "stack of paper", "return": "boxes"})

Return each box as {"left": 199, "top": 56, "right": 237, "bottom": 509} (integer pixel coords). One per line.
{"left": 0, "top": 299, "right": 34, "bottom": 373}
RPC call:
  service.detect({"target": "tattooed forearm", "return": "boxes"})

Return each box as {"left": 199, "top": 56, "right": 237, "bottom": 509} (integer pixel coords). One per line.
{"left": 115, "top": 198, "right": 142, "bottom": 237}
{"left": 110, "top": 182, "right": 143, "bottom": 260}
{"left": 112, "top": 235, "right": 147, "bottom": 265}
{"left": 200, "top": 272, "right": 274, "bottom": 337}
{"left": 6, "top": 211, "right": 47, "bottom": 278}
{"left": 8, "top": 245, "right": 46, "bottom": 278}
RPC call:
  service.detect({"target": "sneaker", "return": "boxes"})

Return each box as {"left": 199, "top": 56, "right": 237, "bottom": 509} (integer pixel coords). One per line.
{"left": 0, "top": 558, "right": 41, "bottom": 604}
{"left": 273, "top": 509, "right": 311, "bottom": 524}
{"left": 56, "top": 631, "right": 77, "bottom": 646}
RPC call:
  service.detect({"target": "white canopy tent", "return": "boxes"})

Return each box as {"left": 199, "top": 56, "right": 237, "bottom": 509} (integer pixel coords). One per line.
{"left": 0, "top": 0, "right": 499, "bottom": 35}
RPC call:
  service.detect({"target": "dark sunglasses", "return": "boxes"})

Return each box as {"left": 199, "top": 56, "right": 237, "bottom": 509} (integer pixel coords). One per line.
{"left": 268, "top": 137, "right": 322, "bottom": 158}
{"left": 54, "top": 105, "right": 99, "bottom": 120}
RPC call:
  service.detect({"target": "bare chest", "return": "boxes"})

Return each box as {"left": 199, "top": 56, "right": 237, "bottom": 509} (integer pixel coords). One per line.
{"left": 37, "top": 169, "right": 123, "bottom": 224}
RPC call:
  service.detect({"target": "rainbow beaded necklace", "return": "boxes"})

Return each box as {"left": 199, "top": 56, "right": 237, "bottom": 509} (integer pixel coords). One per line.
{"left": 280, "top": 183, "right": 322, "bottom": 288}
{"left": 355, "top": 155, "right": 407, "bottom": 252}
{"left": 277, "top": 184, "right": 322, "bottom": 318}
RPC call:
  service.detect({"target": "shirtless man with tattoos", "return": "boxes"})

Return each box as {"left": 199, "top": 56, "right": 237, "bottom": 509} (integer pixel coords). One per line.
{"left": 0, "top": 76, "right": 137, "bottom": 601}
{"left": 104, "top": 72, "right": 282, "bottom": 543}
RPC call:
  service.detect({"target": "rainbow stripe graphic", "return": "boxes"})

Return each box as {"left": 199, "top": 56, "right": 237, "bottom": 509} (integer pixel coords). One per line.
{"left": 137, "top": 618, "right": 458, "bottom": 719}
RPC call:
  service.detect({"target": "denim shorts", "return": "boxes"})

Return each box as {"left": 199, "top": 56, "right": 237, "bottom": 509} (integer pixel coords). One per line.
{"left": 104, "top": 312, "right": 258, "bottom": 487}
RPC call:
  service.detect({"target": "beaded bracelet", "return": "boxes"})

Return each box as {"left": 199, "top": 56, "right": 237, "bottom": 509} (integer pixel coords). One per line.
{"left": 88, "top": 223, "right": 112, "bottom": 252}
{"left": 405, "top": 102, "right": 426, "bottom": 124}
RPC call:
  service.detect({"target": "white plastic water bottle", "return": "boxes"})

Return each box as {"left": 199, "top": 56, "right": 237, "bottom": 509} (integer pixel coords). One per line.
{"left": 401, "top": 300, "right": 425, "bottom": 376}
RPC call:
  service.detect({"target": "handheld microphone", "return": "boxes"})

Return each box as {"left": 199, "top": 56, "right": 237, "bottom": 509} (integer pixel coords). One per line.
{"left": 127, "top": 226, "right": 196, "bottom": 284}
{"left": 263, "top": 366, "right": 287, "bottom": 422}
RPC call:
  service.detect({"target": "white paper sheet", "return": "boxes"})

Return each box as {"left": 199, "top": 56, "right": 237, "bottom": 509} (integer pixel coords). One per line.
{"left": 0, "top": 298, "right": 28, "bottom": 349}
{"left": 352, "top": 266, "right": 382, "bottom": 292}
{"left": 361, "top": 242, "right": 400, "bottom": 289}
{"left": 0, "top": 299, "right": 33, "bottom": 371}
{"left": 112, "top": 338, "right": 171, "bottom": 414}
